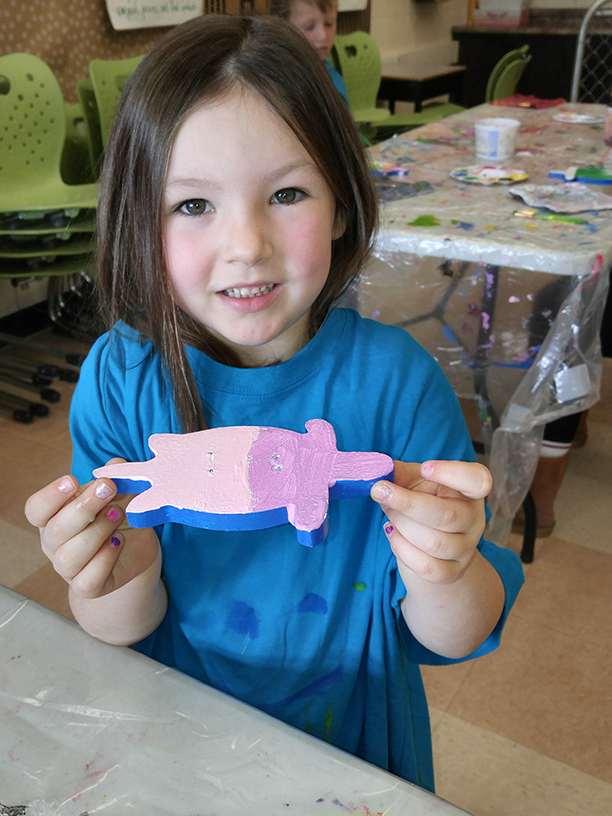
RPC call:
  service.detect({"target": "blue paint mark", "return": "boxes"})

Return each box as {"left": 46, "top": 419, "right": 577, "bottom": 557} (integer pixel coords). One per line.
{"left": 296, "top": 593, "right": 328, "bottom": 614}
{"left": 264, "top": 665, "right": 344, "bottom": 713}
{"left": 456, "top": 221, "right": 474, "bottom": 230}
{"left": 226, "top": 601, "right": 259, "bottom": 639}
{"left": 442, "top": 324, "right": 461, "bottom": 345}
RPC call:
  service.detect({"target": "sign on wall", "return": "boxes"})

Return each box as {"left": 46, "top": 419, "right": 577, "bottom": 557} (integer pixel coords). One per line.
{"left": 105, "top": 0, "right": 203, "bottom": 30}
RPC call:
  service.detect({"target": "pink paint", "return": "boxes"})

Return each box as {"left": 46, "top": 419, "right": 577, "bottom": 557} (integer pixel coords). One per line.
{"left": 96, "top": 426, "right": 257, "bottom": 516}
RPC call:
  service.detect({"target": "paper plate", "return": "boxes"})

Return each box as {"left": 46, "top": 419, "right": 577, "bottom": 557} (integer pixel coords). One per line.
{"left": 450, "top": 165, "right": 529, "bottom": 185}
{"left": 509, "top": 182, "right": 612, "bottom": 213}
{"left": 552, "top": 111, "right": 606, "bottom": 124}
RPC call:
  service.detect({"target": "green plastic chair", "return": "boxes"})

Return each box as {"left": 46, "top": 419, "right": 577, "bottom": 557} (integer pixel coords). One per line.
{"left": 76, "top": 78, "right": 104, "bottom": 180}
{"left": 488, "top": 54, "right": 532, "bottom": 102}
{"left": 333, "top": 32, "right": 393, "bottom": 125}
{"left": 0, "top": 53, "right": 98, "bottom": 213}
{"left": 61, "top": 103, "right": 94, "bottom": 185}
{"left": 485, "top": 45, "right": 530, "bottom": 102}
{"left": 89, "top": 54, "right": 143, "bottom": 146}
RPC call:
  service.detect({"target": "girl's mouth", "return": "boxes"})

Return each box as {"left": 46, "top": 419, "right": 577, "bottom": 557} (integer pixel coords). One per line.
{"left": 223, "top": 283, "right": 276, "bottom": 299}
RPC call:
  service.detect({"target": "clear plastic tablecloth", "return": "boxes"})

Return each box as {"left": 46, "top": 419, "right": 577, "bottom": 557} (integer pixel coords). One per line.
{"left": 0, "top": 586, "right": 468, "bottom": 816}
{"left": 361, "top": 104, "right": 610, "bottom": 541}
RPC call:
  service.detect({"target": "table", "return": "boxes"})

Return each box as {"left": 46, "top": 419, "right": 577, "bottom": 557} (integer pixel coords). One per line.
{"left": 0, "top": 585, "right": 469, "bottom": 815}
{"left": 378, "top": 58, "right": 466, "bottom": 113}
{"left": 362, "top": 103, "right": 610, "bottom": 549}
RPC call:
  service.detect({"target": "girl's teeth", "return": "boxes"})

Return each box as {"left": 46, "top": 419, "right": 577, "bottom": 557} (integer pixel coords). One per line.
{"left": 224, "top": 284, "right": 275, "bottom": 298}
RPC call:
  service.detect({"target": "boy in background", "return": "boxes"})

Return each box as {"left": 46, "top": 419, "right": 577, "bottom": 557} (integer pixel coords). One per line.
{"left": 271, "top": 0, "right": 350, "bottom": 107}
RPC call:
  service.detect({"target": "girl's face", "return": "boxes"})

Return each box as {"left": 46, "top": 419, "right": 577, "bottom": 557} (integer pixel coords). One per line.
{"left": 163, "top": 88, "right": 342, "bottom": 366}
{"left": 289, "top": 0, "right": 337, "bottom": 63}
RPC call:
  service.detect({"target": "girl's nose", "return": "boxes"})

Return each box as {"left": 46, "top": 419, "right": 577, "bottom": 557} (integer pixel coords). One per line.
{"left": 220, "top": 211, "right": 273, "bottom": 267}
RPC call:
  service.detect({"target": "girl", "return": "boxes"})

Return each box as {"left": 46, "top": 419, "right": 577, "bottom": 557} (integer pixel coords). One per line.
{"left": 25, "top": 15, "right": 523, "bottom": 794}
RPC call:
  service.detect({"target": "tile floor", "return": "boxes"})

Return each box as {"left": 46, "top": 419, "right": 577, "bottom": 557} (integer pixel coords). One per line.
{"left": 1, "top": 330, "right": 611, "bottom": 816}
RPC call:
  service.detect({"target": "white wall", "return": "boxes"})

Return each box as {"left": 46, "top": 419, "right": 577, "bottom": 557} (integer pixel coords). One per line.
{"left": 370, "top": 0, "right": 470, "bottom": 61}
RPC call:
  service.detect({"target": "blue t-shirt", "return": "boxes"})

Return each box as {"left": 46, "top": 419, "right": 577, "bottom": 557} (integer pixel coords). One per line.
{"left": 324, "top": 58, "right": 350, "bottom": 108}
{"left": 70, "top": 308, "right": 524, "bottom": 792}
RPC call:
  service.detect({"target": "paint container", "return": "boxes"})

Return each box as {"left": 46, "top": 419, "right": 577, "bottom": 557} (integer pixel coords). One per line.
{"left": 474, "top": 118, "right": 520, "bottom": 161}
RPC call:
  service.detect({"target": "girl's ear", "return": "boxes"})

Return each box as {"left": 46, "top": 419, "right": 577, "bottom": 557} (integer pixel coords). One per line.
{"left": 332, "top": 207, "right": 347, "bottom": 241}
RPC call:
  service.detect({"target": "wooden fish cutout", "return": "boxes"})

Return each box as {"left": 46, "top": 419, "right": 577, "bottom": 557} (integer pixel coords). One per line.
{"left": 94, "top": 419, "right": 394, "bottom": 546}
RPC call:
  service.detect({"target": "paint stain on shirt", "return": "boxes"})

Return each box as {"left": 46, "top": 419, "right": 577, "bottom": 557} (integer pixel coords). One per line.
{"left": 226, "top": 600, "right": 260, "bottom": 639}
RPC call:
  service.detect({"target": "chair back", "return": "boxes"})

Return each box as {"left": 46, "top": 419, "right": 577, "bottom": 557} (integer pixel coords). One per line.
{"left": 333, "top": 31, "right": 382, "bottom": 111}
{"left": 571, "top": 0, "right": 612, "bottom": 102}
{"left": 489, "top": 54, "right": 532, "bottom": 101}
{"left": 76, "top": 78, "right": 104, "bottom": 179}
{"left": 61, "top": 103, "right": 94, "bottom": 185}
{"left": 485, "top": 45, "right": 530, "bottom": 102}
{"left": 0, "top": 53, "right": 67, "bottom": 195}
{"left": 89, "top": 54, "right": 143, "bottom": 146}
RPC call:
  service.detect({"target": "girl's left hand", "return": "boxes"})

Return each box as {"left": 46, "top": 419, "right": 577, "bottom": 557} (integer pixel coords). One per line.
{"left": 370, "top": 460, "right": 492, "bottom": 585}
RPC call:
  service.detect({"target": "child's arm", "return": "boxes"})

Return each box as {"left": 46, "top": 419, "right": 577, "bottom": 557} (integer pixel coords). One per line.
{"left": 371, "top": 460, "right": 505, "bottom": 659}
{"left": 24, "top": 462, "right": 167, "bottom": 646}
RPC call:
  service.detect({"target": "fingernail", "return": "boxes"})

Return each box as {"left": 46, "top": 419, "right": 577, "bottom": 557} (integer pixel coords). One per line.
{"left": 373, "top": 482, "right": 392, "bottom": 502}
{"left": 110, "top": 534, "right": 122, "bottom": 548}
{"left": 421, "top": 462, "right": 434, "bottom": 476}
{"left": 107, "top": 506, "right": 121, "bottom": 522}
{"left": 384, "top": 523, "right": 394, "bottom": 536}
{"left": 58, "top": 476, "right": 75, "bottom": 494}
{"left": 94, "top": 480, "right": 113, "bottom": 499}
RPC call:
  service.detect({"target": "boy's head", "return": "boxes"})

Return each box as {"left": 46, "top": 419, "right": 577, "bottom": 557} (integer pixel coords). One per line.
{"left": 271, "top": 0, "right": 338, "bottom": 63}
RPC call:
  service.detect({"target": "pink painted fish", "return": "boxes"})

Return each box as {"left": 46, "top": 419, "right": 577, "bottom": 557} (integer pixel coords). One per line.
{"left": 94, "top": 419, "right": 394, "bottom": 546}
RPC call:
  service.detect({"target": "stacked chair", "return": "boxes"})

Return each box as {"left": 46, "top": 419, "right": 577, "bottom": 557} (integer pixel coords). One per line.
{"left": 0, "top": 51, "right": 141, "bottom": 422}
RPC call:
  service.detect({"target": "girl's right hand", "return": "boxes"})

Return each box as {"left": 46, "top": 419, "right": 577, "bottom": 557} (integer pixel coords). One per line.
{"left": 24, "top": 459, "right": 160, "bottom": 600}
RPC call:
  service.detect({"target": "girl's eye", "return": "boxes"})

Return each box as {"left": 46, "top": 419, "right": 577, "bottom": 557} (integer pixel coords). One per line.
{"left": 272, "top": 188, "right": 305, "bottom": 205}
{"left": 178, "top": 199, "right": 213, "bottom": 216}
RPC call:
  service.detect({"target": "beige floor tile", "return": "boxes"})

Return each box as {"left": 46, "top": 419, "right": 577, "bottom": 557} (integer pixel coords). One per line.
{"left": 421, "top": 661, "right": 475, "bottom": 713}
{"left": 428, "top": 705, "right": 445, "bottom": 731}
{"left": 511, "top": 537, "right": 612, "bottom": 648}
{"left": 590, "top": 358, "right": 612, "bottom": 427}
{"left": 0, "top": 432, "right": 73, "bottom": 531}
{"left": 0, "top": 517, "right": 48, "bottom": 588}
{"left": 553, "top": 469, "right": 612, "bottom": 555}
{"left": 433, "top": 712, "right": 612, "bottom": 816}
{"left": 14, "top": 561, "right": 74, "bottom": 620}
{"left": 446, "top": 615, "right": 612, "bottom": 783}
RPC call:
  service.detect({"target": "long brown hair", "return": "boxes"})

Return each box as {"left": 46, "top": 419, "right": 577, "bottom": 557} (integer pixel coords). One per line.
{"left": 96, "top": 14, "right": 377, "bottom": 432}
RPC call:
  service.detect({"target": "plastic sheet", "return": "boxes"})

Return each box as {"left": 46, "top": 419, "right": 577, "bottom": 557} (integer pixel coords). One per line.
{"left": 0, "top": 587, "right": 468, "bottom": 815}
{"left": 361, "top": 104, "right": 610, "bottom": 541}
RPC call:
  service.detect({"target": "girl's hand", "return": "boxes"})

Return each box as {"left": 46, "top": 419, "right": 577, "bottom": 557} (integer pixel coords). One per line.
{"left": 24, "top": 460, "right": 160, "bottom": 600}
{"left": 371, "top": 459, "right": 492, "bottom": 585}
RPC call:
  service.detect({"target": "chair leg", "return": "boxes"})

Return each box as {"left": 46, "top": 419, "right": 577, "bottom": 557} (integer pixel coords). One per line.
{"left": 519, "top": 490, "right": 536, "bottom": 563}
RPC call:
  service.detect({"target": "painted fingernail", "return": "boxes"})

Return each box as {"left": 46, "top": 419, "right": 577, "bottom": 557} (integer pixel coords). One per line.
{"left": 373, "top": 482, "right": 392, "bottom": 501}
{"left": 384, "top": 523, "right": 394, "bottom": 536}
{"left": 421, "top": 462, "right": 434, "bottom": 476}
{"left": 110, "top": 534, "right": 122, "bottom": 548}
{"left": 94, "top": 480, "right": 113, "bottom": 499}
{"left": 107, "top": 506, "right": 121, "bottom": 522}
{"left": 58, "top": 476, "right": 75, "bottom": 494}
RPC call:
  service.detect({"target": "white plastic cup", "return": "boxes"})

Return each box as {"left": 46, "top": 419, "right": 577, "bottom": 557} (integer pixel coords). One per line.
{"left": 474, "top": 117, "right": 520, "bottom": 161}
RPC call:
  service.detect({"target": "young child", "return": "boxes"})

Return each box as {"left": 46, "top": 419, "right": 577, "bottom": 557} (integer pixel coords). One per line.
{"left": 271, "top": 0, "right": 350, "bottom": 107}
{"left": 24, "top": 15, "right": 523, "bottom": 794}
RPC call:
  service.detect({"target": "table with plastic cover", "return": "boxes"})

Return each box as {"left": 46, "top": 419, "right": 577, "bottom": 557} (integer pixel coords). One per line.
{"left": 361, "top": 103, "right": 610, "bottom": 550}
{"left": 0, "top": 585, "right": 470, "bottom": 816}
